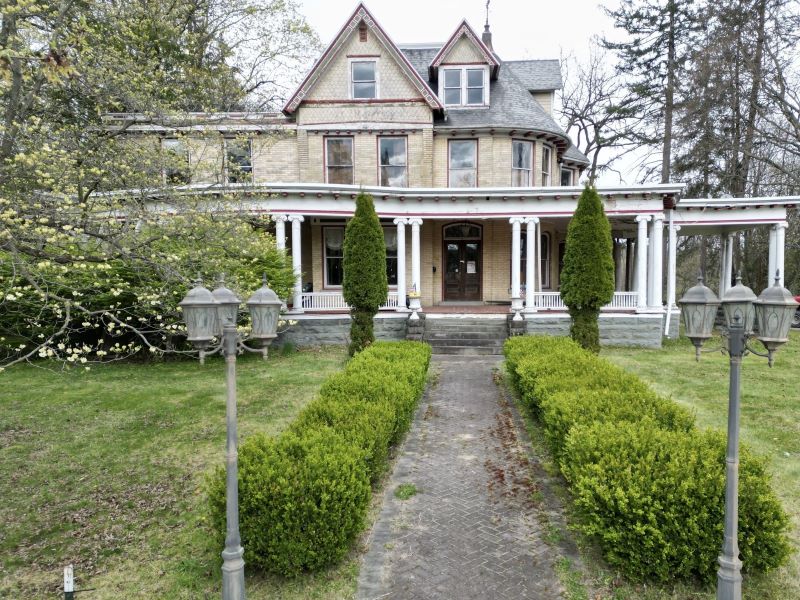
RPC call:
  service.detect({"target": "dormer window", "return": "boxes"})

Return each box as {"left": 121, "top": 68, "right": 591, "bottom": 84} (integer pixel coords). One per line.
{"left": 440, "top": 66, "right": 489, "bottom": 107}
{"left": 351, "top": 60, "right": 377, "bottom": 99}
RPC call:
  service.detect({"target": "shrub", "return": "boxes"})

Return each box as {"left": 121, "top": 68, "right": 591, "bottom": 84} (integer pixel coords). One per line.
{"left": 562, "top": 421, "right": 791, "bottom": 582}
{"left": 207, "top": 428, "right": 371, "bottom": 576}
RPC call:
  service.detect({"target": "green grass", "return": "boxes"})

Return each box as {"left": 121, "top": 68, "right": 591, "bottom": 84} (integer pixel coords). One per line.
{"left": 393, "top": 483, "right": 418, "bottom": 500}
{"left": 598, "top": 330, "right": 800, "bottom": 600}
{"left": 0, "top": 348, "right": 354, "bottom": 599}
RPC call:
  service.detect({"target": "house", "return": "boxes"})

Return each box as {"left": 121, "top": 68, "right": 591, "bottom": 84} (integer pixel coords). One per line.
{"left": 106, "top": 3, "right": 796, "bottom": 348}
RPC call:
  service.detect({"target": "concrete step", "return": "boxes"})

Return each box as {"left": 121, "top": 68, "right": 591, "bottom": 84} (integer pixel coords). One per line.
{"left": 431, "top": 345, "right": 505, "bottom": 356}
{"left": 426, "top": 331, "right": 507, "bottom": 340}
{"left": 425, "top": 323, "right": 508, "bottom": 332}
{"left": 426, "top": 338, "right": 505, "bottom": 348}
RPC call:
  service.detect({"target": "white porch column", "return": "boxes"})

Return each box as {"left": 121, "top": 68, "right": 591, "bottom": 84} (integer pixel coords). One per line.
{"left": 408, "top": 218, "right": 423, "bottom": 318}
{"left": 666, "top": 223, "right": 681, "bottom": 310}
{"left": 614, "top": 241, "right": 625, "bottom": 292}
{"left": 393, "top": 218, "right": 408, "bottom": 312}
{"left": 775, "top": 221, "right": 787, "bottom": 286}
{"left": 768, "top": 225, "right": 777, "bottom": 284}
{"left": 635, "top": 215, "right": 650, "bottom": 309}
{"left": 646, "top": 220, "right": 656, "bottom": 306}
{"left": 288, "top": 215, "right": 304, "bottom": 313}
{"left": 722, "top": 232, "right": 734, "bottom": 295}
{"left": 524, "top": 217, "right": 539, "bottom": 312}
{"left": 650, "top": 214, "right": 664, "bottom": 308}
{"left": 274, "top": 214, "right": 288, "bottom": 251}
{"left": 510, "top": 217, "right": 524, "bottom": 320}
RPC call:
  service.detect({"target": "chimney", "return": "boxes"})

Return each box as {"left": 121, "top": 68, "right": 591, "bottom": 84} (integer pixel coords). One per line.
{"left": 482, "top": 1, "right": 493, "bottom": 50}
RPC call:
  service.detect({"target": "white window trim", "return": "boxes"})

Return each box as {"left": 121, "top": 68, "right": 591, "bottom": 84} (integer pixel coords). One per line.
{"left": 561, "top": 166, "right": 576, "bottom": 186}
{"left": 323, "top": 224, "right": 399, "bottom": 289}
{"left": 438, "top": 65, "right": 490, "bottom": 108}
{"left": 324, "top": 136, "right": 354, "bottom": 185}
{"left": 511, "top": 139, "right": 533, "bottom": 187}
{"left": 223, "top": 137, "right": 253, "bottom": 183}
{"left": 348, "top": 58, "right": 379, "bottom": 100}
{"left": 541, "top": 144, "right": 553, "bottom": 186}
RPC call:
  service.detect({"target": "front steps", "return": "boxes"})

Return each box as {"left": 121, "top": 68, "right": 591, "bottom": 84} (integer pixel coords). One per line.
{"left": 423, "top": 316, "right": 509, "bottom": 356}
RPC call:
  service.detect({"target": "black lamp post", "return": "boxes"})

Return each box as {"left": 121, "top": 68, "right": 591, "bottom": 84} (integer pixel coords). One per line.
{"left": 178, "top": 275, "right": 282, "bottom": 600}
{"left": 679, "top": 271, "right": 797, "bottom": 600}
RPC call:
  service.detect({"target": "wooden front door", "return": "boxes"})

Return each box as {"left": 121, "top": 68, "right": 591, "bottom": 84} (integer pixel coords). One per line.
{"left": 444, "top": 240, "right": 481, "bottom": 301}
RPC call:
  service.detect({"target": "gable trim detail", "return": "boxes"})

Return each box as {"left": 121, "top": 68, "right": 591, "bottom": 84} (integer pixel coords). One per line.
{"left": 429, "top": 20, "right": 500, "bottom": 77}
{"left": 283, "top": 3, "right": 443, "bottom": 114}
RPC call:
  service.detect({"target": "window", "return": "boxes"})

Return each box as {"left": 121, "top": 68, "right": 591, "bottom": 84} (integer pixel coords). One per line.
{"left": 351, "top": 61, "right": 376, "bottom": 99}
{"left": 449, "top": 139, "right": 477, "bottom": 187}
{"left": 324, "top": 227, "right": 345, "bottom": 286}
{"left": 511, "top": 140, "right": 533, "bottom": 186}
{"left": 162, "top": 138, "right": 190, "bottom": 184}
{"left": 443, "top": 69, "right": 462, "bottom": 105}
{"left": 466, "top": 69, "right": 485, "bottom": 105}
{"left": 324, "top": 225, "right": 398, "bottom": 287}
{"left": 541, "top": 145, "right": 552, "bottom": 186}
{"left": 325, "top": 137, "right": 354, "bottom": 184}
{"left": 441, "top": 67, "right": 488, "bottom": 107}
{"left": 225, "top": 138, "right": 252, "bottom": 183}
{"left": 518, "top": 232, "right": 551, "bottom": 288}
{"left": 560, "top": 167, "right": 575, "bottom": 186}
{"left": 379, "top": 137, "right": 407, "bottom": 187}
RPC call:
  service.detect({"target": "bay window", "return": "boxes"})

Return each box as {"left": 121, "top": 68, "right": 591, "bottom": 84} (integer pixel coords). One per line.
{"left": 541, "top": 145, "right": 552, "bottom": 186}
{"left": 511, "top": 140, "right": 533, "bottom": 186}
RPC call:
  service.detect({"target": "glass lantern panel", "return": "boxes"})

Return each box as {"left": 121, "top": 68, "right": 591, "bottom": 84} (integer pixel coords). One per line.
{"left": 250, "top": 305, "right": 280, "bottom": 339}
{"left": 723, "top": 302, "right": 755, "bottom": 333}
{"left": 217, "top": 304, "right": 239, "bottom": 330}
{"left": 756, "top": 304, "right": 793, "bottom": 341}
{"left": 184, "top": 305, "right": 218, "bottom": 341}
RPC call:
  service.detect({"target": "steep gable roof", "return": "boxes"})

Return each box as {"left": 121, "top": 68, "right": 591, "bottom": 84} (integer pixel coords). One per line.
{"left": 505, "top": 60, "right": 563, "bottom": 91}
{"left": 282, "top": 3, "right": 443, "bottom": 114}
{"left": 429, "top": 20, "right": 500, "bottom": 79}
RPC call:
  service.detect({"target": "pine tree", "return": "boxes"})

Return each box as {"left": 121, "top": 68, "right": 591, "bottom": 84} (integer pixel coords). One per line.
{"left": 342, "top": 192, "right": 388, "bottom": 356}
{"left": 560, "top": 186, "right": 615, "bottom": 353}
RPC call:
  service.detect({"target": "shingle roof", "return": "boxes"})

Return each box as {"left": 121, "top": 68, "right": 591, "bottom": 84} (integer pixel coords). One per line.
{"left": 563, "top": 145, "right": 589, "bottom": 165}
{"left": 505, "top": 60, "right": 563, "bottom": 91}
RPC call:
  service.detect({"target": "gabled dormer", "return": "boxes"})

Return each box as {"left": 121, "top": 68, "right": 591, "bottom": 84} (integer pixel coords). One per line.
{"left": 282, "top": 3, "right": 442, "bottom": 115}
{"left": 428, "top": 20, "right": 500, "bottom": 108}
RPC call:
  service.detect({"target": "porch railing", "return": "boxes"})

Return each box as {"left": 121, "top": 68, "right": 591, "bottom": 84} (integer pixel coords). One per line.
{"left": 527, "top": 291, "right": 638, "bottom": 311}
{"left": 299, "top": 291, "right": 400, "bottom": 312}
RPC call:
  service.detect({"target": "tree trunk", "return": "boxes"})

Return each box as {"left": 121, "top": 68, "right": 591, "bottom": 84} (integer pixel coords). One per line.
{"left": 662, "top": 0, "right": 677, "bottom": 184}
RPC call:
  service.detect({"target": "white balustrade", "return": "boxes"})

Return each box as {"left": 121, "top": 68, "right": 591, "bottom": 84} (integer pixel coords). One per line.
{"left": 526, "top": 291, "right": 639, "bottom": 311}
{"left": 299, "top": 292, "right": 399, "bottom": 312}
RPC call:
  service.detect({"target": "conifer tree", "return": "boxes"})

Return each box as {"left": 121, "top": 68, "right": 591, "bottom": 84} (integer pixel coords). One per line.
{"left": 560, "top": 186, "right": 615, "bottom": 353}
{"left": 342, "top": 192, "right": 388, "bottom": 355}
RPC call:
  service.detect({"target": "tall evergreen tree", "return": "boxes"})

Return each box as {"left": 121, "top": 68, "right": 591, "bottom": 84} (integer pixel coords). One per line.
{"left": 560, "top": 186, "right": 615, "bottom": 353}
{"left": 342, "top": 192, "right": 388, "bottom": 356}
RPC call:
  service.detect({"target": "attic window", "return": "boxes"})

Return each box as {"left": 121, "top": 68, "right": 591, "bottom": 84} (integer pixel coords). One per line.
{"left": 351, "top": 60, "right": 377, "bottom": 99}
{"left": 440, "top": 66, "right": 489, "bottom": 107}
{"left": 359, "top": 23, "right": 368, "bottom": 42}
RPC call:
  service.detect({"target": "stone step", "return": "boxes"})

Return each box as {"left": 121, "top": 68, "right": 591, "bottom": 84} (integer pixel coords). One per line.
{"left": 430, "top": 345, "right": 505, "bottom": 356}
{"left": 425, "top": 323, "right": 508, "bottom": 332}
{"left": 426, "top": 331, "right": 508, "bottom": 340}
{"left": 426, "top": 337, "right": 506, "bottom": 348}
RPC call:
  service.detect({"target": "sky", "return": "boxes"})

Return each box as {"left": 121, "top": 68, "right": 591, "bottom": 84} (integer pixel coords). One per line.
{"left": 294, "top": 0, "right": 632, "bottom": 183}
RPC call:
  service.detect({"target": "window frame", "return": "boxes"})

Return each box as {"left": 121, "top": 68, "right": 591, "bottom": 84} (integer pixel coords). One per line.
{"left": 349, "top": 59, "right": 378, "bottom": 100}
{"left": 448, "top": 138, "right": 478, "bottom": 188}
{"left": 377, "top": 136, "right": 408, "bottom": 187}
{"left": 439, "top": 65, "right": 490, "bottom": 107}
{"left": 541, "top": 144, "right": 553, "bottom": 186}
{"left": 323, "top": 224, "right": 399, "bottom": 289}
{"left": 511, "top": 139, "right": 533, "bottom": 187}
{"left": 162, "top": 137, "right": 191, "bottom": 185}
{"left": 465, "top": 68, "right": 485, "bottom": 105}
{"left": 560, "top": 166, "right": 576, "bottom": 187}
{"left": 324, "top": 136, "right": 355, "bottom": 185}
{"left": 224, "top": 137, "right": 253, "bottom": 184}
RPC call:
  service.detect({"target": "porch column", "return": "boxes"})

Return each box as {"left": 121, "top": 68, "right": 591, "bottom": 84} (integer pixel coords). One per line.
{"left": 775, "top": 221, "right": 787, "bottom": 286}
{"left": 274, "top": 214, "right": 288, "bottom": 251}
{"left": 614, "top": 240, "right": 625, "bottom": 292}
{"left": 650, "top": 214, "right": 664, "bottom": 308}
{"left": 510, "top": 218, "right": 524, "bottom": 319}
{"left": 409, "top": 218, "right": 423, "bottom": 318}
{"left": 394, "top": 218, "right": 408, "bottom": 312}
{"left": 721, "top": 232, "right": 734, "bottom": 296}
{"left": 289, "top": 215, "right": 304, "bottom": 313}
{"left": 626, "top": 239, "right": 635, "bottom": 291}
{"left": 768, "top": 225, "right": 777, "bottom": 283}
{"left": 666, "top": 223, "right": 681, "bottom": 311}
{"left": 524, "top": 217, "right": 539, "bottom": 312}
{"left": 635, "top": 215, "right": 650, "bottom": 309}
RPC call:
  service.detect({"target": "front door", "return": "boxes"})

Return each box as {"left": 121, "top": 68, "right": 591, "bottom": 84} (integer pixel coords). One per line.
{"left": 444, "top": 240, "right": 481, "bottom": 300}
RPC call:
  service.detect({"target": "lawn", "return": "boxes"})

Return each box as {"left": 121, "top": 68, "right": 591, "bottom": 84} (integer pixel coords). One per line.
{"left": 0, "top": 347, "right": 356, "bottom": 599}
{"left": 600, "top": 330, "right": 800, "bottom": 599}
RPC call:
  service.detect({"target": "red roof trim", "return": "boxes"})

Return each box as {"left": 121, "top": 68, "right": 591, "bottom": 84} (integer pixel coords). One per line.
{"left": 282, "top": 3, "right": 443, "bottom": 114}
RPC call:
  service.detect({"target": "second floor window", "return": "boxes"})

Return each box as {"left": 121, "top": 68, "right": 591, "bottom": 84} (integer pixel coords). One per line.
{"left": 561, "top": 167, "right": 575, "bottom": 186}
{"left": 379, "top": 137, "right": 407, "bottom": 187}
{"left": 162, "top": 138, "right": 190, "bottom": 184}
{"left": 511, "top": 140, "right": 533, "bottom": 186}
{"left": 351, "top": 61, "right": 376, "bottom": 99}
{"left": 449, "top": 139, "right": 477, "bottom": 187}
{"left": 225, "top": 138, "right": 252, "bottom": 183}
{"left": 541, "top": 145, "right": 552, "bottom": 186}
{"left": 326, "top": 137, "right": 354, "bottom": 184}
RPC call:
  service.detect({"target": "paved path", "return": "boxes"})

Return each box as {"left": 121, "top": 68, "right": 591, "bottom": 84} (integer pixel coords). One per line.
{"left": 357, "top": 356, "right": 564, "bottom": 600}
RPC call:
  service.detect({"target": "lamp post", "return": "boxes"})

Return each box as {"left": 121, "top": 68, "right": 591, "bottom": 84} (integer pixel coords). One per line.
{"left": 679, "top": 271, "right": 798, "bottom": 600}
{"left": 179, "top": 275, "right": 282, "bottom": 600}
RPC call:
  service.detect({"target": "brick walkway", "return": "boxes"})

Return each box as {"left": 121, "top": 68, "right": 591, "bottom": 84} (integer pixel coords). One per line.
{"left": 357, "top": 356, "right": 564, "bottom": 600}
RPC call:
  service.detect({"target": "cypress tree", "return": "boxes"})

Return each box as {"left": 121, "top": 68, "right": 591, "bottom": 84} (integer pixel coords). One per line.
{"left": 560, "top": 186, "right": 615, "bottom": 353}
{"left": 342, "top": 192, "right": 388, "bottom": 356}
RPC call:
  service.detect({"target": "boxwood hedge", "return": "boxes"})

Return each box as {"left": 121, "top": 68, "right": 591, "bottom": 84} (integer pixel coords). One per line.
{"left": 207, "top": 341, "right": 431, "bottom": 576}
{"left": 504, "top": 335, "right": 790, "bottom": 583}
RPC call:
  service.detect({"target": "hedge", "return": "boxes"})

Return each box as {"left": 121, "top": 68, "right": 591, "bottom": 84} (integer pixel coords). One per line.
{"left": 504, "top": 335, "right": 790, "bottom": 583}
{"left": 207, "top": 341, "right": 431, "bottom": 577}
